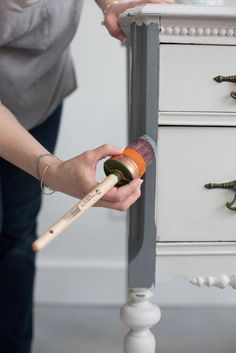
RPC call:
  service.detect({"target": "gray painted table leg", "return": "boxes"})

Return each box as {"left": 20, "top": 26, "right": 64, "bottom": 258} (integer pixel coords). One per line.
{"left": 120, "top": 23, "right": 160, "bottom": 353}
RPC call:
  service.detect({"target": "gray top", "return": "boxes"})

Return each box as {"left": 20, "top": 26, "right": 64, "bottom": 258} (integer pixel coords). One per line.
{"left": 0, "top": 0, "right": 84, "bottom": 130}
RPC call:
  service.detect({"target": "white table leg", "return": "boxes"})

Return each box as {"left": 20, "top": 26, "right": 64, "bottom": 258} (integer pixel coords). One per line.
{"left": 120, "top": 288, "right": 161, "bottom": 353}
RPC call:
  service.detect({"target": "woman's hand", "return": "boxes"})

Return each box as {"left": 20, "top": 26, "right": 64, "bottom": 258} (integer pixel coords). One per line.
{"left": 44, "top": 144, "right": 143, "bottom": 211}
{"left": 0, "top": 104, "right": 141, "bottom": 211}
{"left": 104, "top": 0, "right": 175, "bottom": 41}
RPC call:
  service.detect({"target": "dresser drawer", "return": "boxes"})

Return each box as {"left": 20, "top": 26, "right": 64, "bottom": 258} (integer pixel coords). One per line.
{"left": 160, "top": 45, "right": 236, "bottom": 113}
{"left": 157, "top": 125, "right": 236, "bottom": 242}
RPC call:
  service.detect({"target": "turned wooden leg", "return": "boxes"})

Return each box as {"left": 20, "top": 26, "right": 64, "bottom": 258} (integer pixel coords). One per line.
{"left": 120, "top": 288, "right": 161, "bottom": 353}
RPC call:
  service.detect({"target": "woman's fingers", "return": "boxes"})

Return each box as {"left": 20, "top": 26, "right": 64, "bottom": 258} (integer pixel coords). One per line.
{"left": 103, "top": 178, "right": 143, "bottom": 203}
{"left": 97, "top": 183, "right": 142, "bottom": 211}
{"left": 87, "top": 144, "right": 123, "bottom": 163}
{"left": 96, "top": 178, "right": 143, "bottom": 210}
{"left": 104, "top": 0, "right": 175, "bottom": 41}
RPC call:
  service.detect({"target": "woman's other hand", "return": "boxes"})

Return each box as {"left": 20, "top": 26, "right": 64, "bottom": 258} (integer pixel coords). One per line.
{"left": 43, "top": 144, "right": 143, "bottom": 211}
{"left": 104, "top": 0, "right": 175, "bottom": 41}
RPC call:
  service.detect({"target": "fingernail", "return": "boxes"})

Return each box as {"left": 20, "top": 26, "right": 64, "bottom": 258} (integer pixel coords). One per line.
{"left": 119, "top": 35, "right": 126, "bottom": 42}
{"left": 135, "top": 179, "right": 143, "bottom": 187}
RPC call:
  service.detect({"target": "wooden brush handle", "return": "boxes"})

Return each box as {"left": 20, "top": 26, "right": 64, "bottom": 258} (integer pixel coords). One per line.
{"left": 32, "top": 173, "right": 119, "bottom": 252}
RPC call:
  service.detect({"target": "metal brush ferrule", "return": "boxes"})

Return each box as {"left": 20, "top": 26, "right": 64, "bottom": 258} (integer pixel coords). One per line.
{"left": 104, "top": 154, "right": 141, "bottom": 187}
{"left": 116, "top": 155, "right": 141, "bottom": 179}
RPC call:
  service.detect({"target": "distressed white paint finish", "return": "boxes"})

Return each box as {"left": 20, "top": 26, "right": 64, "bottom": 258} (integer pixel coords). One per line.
{"left": 157, "top": 126, "right": 236, "bottom": 242}
{"left": 159, "top": 112, "right": 236, "bottom": 127}
{"left": 160, "top": 45, "right": 236, "bottom": 112}
{"left": 190, "top": 274, "right": 236, "bottom": 289}
{"left": 122, "top": 3, "right": 236, "bottom": 20}
{"left": 120, "top": 289, "right": 161, "bottom": 353}
{"left": 156, "top": 243, "right": 236, "bottom": 283}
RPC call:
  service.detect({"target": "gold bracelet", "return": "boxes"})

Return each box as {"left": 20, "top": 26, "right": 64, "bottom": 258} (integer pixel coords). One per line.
{"left": 36, "top": 153, "right": 55, "bottom": 180}
{"left": 40, "top": 162, "right": 56, "bottom": 195}
{"left": 103, "top": 1, "right": 120, "bottom": 14}
{"left": 36, "top": 154, "right": 59, "bottom": 195}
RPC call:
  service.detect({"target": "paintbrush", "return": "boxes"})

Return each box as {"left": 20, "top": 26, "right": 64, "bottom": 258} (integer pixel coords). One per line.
{"left": 32, "top": 135, "right": 156, "bottom": 252}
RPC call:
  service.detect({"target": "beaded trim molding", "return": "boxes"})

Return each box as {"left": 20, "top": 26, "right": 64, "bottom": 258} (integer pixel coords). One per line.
{"left": 160, "top": 25, "right": 236, "bottom": 37}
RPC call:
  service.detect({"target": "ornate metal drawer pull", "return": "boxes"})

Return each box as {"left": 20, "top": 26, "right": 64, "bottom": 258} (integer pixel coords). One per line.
{"left": 213, "top": 75, "right": 236, "bottom": 101}
{"left": 231, "top": 91, "right": 236, "bottom": 100}
{"left": 204, "top": 180, "right": 236, "bottom": 211}
{"left": 214, "top": 75, "right": 236, "bottom": 83}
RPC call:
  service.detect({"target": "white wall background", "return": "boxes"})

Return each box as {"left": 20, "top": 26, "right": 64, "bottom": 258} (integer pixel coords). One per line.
{"left": 35, "top": 0, "right": 236, "bottom": 307}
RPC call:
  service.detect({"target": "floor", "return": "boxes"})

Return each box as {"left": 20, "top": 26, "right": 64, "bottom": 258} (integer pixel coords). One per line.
{"left": 33, "top": 306, "right": 236, "bottom": 353}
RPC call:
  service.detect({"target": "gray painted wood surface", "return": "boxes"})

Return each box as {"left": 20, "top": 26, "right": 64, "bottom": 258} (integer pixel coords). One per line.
{"left": 128, "top": 23, "right": 159, "bottom": 288}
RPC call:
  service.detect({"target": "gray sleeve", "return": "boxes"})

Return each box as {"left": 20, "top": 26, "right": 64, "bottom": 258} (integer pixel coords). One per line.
{"left": 0, "top": 0, "right": 48, "bottom": 47}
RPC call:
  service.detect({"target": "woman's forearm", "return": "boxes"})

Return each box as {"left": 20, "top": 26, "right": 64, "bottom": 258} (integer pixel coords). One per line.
{"left": 0, "top": 104, "right": 50, "bottom": 178}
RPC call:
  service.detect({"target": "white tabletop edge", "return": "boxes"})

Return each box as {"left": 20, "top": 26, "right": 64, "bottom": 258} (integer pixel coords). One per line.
{"left": 120, "top": 4, "right": 236, "bottom": 19}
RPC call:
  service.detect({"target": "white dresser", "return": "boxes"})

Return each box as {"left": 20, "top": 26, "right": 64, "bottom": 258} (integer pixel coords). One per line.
{"left": 120, "top": 4, "right": 236, "bottom": 353}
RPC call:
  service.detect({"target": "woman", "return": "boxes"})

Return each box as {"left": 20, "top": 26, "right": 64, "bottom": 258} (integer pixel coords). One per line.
{"left": 0, "top": 1, "right": 173, "bottom": 352}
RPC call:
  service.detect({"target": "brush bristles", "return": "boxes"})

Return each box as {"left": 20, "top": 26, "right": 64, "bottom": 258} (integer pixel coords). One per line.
{"left": 126, "top": 135, "right": 156, "bottom": 168}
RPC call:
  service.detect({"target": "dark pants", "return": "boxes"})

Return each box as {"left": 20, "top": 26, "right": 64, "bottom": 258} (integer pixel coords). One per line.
{"left": 0, "top": 105, "right": 63, "bottom": 353}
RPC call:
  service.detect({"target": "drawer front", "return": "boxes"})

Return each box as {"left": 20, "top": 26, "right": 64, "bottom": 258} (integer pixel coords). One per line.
{"left": 157, "top": 125, "right": 236, "bottom": 242}
{"left": 160, "top": 45, "right": 236, "bottom": 113}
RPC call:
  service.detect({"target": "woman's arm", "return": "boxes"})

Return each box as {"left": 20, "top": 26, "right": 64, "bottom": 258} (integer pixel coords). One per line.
{"left": 95, "top": 0, "right": 174, "bottom": 41}
{"left": 0, "top": 104, "right": 142, "bottom": 211}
